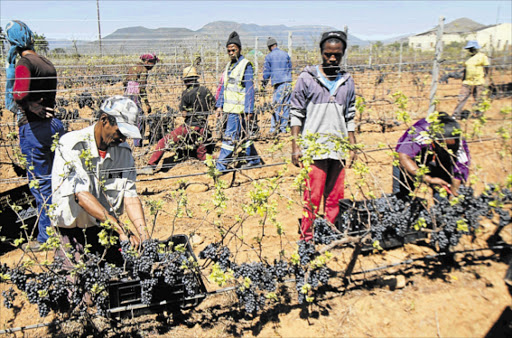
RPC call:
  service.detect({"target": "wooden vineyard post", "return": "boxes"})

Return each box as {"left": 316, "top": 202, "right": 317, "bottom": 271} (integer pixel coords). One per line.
{"left": 428, "top": 16, "right": 445, "bottom": 115}
{"left": 254, "top": 37, "right": 259, "bottom": 91}
{"left": 288, "top": 31, "right": 293, "bottom": 62}
{"left": 174, "top": 46, "right": 178, "bottom": 77}
{"left": 215, "top": 41, "right": 219, "bottom": 84}
{"left": 200, "top": 45, "right": 205, "bottom": 83}
{"left": 343, "top": 25, "right": 348, "bottom": 71}
{"left": 368, "top": 43, "right": 373, "bottom": 68}
{"left": 398, "top": 40, "right": 403, "bottom": 86}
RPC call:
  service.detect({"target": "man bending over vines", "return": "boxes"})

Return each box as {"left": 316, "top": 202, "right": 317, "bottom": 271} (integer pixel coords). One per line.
{"left": 51, "top": 96, "right": 149, "bottom": 268}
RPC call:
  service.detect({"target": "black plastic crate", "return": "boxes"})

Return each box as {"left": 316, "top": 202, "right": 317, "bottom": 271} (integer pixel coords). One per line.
{"left": 335, "top": 196, "right": 428, "bottom": 252}
{"left": 107, "top": 234, "right": 207, "bottom": 318}
{"left": 0, "top": 184, "right": 38, "bottom": 252}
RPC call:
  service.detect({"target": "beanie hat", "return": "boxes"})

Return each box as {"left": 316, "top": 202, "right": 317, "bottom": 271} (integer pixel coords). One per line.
{"left": 226, "top": 31, "right": 242, "bottom": 48}
{"left": 320, "top": 31, "right": 347, "bottom": 50}
{"left": 267, "top": 37, "right": 278, "bottom": 47}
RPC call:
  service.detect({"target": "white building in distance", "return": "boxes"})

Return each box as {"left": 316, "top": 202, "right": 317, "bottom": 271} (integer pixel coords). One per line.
{"left": 409, "top": 18, "right": 511, "bottom": 52}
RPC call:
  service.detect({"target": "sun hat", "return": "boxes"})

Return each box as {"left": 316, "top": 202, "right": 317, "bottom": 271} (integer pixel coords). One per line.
{"left": 100, "top": 96, "right": 141, "bottom": 139}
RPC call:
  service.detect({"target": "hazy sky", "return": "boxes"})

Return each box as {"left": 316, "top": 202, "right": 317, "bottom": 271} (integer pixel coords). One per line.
{"left": 1, "top": 1, "right": 511, "bottom": 41}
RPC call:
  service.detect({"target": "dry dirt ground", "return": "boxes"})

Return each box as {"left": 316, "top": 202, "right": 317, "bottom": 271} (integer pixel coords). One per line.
{"left": 0, "top": 69, "right": 511, "bottom": 337}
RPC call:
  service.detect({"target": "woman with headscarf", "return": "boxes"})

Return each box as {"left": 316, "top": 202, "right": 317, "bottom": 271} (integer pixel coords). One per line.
{"left": 123, "top": 53, "right": 159, "bottom": 147}
{"left": 5, "top": 20, "right": 65, "bottom": 250}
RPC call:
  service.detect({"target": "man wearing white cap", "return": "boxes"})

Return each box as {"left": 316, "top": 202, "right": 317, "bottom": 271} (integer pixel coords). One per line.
{"left": 51, "top": 96, "right": 149, "bottom": 262}
{"left": 453, "top": 40, "right": 490, "bottom": 119}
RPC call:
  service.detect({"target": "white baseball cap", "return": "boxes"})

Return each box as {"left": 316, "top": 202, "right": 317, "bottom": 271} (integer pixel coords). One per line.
{"left": 100, "top": 96, "right": 141, "bottom": 139}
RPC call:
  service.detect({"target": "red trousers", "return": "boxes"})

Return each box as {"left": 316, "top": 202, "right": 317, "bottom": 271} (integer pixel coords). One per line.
{"left": 148, "top": 124, "right": 207, "bottom": 166}
{"left": 301, "top": 159, "right": 345, "bottom": 241}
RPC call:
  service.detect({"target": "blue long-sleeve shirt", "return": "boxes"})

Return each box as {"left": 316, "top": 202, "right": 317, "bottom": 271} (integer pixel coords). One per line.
{"left": 262, "top": 47, "right": 292, "bottom": 86}
{"left": 216, "top": 55, "right": 254, "bottom": 114}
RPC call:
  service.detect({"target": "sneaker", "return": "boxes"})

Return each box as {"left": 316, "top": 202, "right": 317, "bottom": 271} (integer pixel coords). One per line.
{"left": 22, "top": 240, "right": 43, "bottom": 252}
{"left": 137, "top": 165, "right": 156, "bottom": 175}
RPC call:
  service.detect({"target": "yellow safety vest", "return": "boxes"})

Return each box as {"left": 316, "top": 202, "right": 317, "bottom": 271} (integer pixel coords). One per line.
{"left": 223, "top": 58, "right": 251, "bottom": 114}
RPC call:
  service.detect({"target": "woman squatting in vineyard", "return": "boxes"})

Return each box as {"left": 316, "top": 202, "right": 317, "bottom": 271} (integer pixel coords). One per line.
{"left": 289, "top": 31, "right": 357, "bottom": 242}
{"left": 123, "top": 53, "right": 159, "bottom": 147}
{"left": 5, "top": 21, "right": 66, "bottom": 251}
{"left": 393, "top": 112, "right": 471, "bottom": 202}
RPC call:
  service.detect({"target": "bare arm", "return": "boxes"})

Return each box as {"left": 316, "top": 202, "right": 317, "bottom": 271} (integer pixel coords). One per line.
{"left": 398, "top": 152, "right": 450, "bottom": 188}
{"left": 450, "top": 178, "right": 462, "bottom": 196}
{"left": 348, "top": 131, "right": 357, "bottom": 167}
{"left": 75, "top": 191, "right": 140, "bottom": 247}
{"left": 125, "top": 196, "right": 149, "bottom": 242}
{"left": 291, "top": 125, "right": 302, "bottom": 167}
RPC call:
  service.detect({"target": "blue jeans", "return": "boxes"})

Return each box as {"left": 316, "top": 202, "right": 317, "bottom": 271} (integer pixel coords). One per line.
{"left": 19, "top": 118, "right": 65, "bottom": 243}
{"left": 216, "top": 113, "right": 261, "bottom": 171}
{"left": 270, "top": 82, "right": 291, "bottom": 133}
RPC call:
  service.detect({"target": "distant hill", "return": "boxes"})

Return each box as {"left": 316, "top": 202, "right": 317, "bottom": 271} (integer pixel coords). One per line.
{"left": 415, "top": 17, "right": 486, "bottom": 36}
{"left": 194, "top": 21, "right": 369, "bottom": 47}
{"left": 61, "top": 21, "right": 370, "bottom": 54}
{"left": 46, "top": 18, "right": 491, "bottom": 54}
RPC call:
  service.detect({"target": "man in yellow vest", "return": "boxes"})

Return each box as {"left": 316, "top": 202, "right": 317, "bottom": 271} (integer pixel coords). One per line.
{"left": 215, "top": 31, "right": 262, "bottom": 172}
{"left": 453, "top": 40, "right": 490, "bottom": 119}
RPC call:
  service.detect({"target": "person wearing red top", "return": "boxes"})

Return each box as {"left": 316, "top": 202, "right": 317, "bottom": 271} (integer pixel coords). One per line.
{"left": 5, "top": 21, "right": 65, "bottom": 250}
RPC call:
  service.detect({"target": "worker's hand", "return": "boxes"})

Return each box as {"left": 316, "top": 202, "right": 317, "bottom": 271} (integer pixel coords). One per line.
{"left": 138, "top": 227, "right": 150, "bottom": 243}
{"left": 423, "top": 175, "right": 450, "bottom": 189}
{"left": 215, "top": 107, "right": 223, "bottom": 120}
{"left": 291, "top": 144, "right": 302, "bottom": 168}
{"left": 129, "top": 233, "right": 141, "bottom": 249}
{"left": 119, "top": 231, "right": 141, "bottom": 250}
{"left": 348, "top": 150, "right": 358, "bottom": 168}
{"left": 28, "top": 98, "right": 54, "bottom": 118}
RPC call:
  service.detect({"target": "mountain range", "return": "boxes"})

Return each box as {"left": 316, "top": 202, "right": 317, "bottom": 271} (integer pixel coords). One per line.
{"left": 47, "top": 18, "right": 485, "bottom": 53}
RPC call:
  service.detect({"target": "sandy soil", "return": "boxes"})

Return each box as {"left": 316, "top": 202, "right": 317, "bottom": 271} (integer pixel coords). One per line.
{"left": 0, "top": 68, "right": 511, "bottom": 337}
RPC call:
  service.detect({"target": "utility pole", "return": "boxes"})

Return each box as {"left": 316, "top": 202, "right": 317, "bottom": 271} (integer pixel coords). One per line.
{"left": 96, "top": 0, "right": 103, "bottom": 56}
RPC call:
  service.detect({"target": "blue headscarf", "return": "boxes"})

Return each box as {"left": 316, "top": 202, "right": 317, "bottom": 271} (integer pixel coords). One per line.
{"left": 5, "top": 20, "right": 34, "bottom": 113}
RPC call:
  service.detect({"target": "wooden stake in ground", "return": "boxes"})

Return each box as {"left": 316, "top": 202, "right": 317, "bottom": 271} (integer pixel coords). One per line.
{"left": 428, "top": 16, "right": 445, "bottom": 115}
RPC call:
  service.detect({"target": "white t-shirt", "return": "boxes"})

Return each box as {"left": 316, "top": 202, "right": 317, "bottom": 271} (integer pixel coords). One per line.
{"left": 51, "top": 124, "right": 138, "bottom": 229}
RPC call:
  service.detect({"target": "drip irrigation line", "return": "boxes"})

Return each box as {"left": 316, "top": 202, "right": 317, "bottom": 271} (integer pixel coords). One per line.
{"left": 351, "top": 245, "right": 509, "bottom": 275}
{"left": 0, "top": 136, "right": 502, "bottom": 185}
{"left": 0, "top": 245, "right": 508, "bottom": 334}
{"left": 0, "top": 320, "right": 60, "bottom": 335}
{"left": 136, "top": 161, "right": 287, "bottom": 182}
